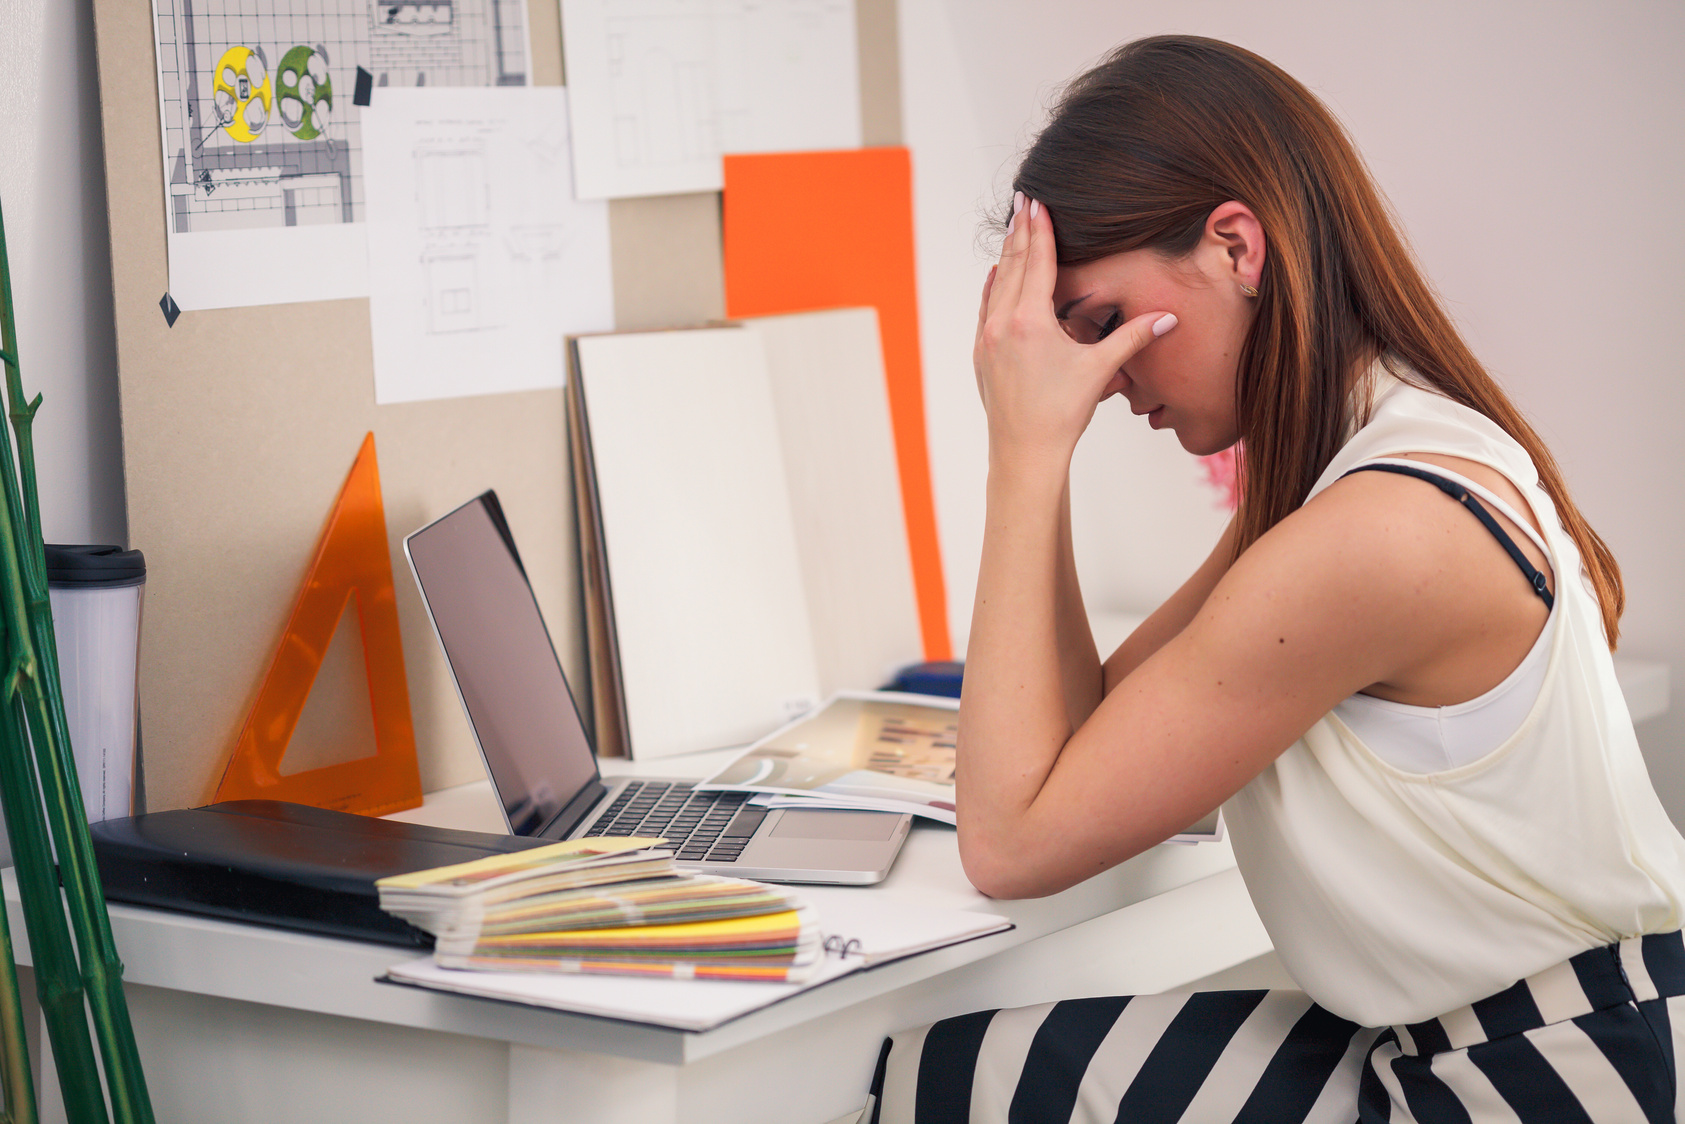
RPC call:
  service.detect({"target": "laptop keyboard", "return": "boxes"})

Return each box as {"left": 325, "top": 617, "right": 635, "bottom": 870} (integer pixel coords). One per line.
{"left": 581, "top": 781, "right": 759, "bottom": 863}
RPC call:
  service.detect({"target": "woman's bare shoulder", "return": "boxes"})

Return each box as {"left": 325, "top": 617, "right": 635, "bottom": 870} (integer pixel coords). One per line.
{"left": 1206, "top": 460, "right": 1553, "bottom": 706}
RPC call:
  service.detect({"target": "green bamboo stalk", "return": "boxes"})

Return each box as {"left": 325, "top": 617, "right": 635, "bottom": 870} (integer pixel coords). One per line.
{"left": 0, "top": 239, "right": 103, "bottom": 1124}
{"left": 0, "top": 609, "right": 33, "bottom": 1124}
{"left": 0, "top": 318, "right": 34, "bottom": 1124}
{"left": 0, "top": 188, "right": 152, "bottom": 1122}
{"left": 0, "top": 704, "right": 95, "bottom": 1124}
{"left": 0, "top": 898, "right": 34, "bottom": 1124}
{"left": 6, "top": 374, "right": 150, "bottom": 1117}
{"left": 0, "top": 406, "right": 103, "bottom": 1123}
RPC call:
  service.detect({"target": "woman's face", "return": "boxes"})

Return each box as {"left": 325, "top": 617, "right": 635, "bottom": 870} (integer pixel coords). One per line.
{"left": 1050, "top": 240, "right": 1256, "bottom": 456}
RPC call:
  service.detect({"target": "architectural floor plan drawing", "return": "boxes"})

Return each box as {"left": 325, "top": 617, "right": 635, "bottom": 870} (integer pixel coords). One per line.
{"left": 561, "top": 0, "right": 862, "bottom": 199}
{"left": 361, "top": 86, "right": 614, "bottom": 405}
{"left": 152, "top": 0, "right": 530, "bottom": 310}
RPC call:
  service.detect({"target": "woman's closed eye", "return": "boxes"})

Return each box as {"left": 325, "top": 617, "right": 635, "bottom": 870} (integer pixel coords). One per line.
{"left": 1058, "top": 308, "right": 1124, "bottom": 345}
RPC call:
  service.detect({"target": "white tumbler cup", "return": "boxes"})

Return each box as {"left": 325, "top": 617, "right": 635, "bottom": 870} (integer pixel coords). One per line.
{"left": 45, "top": 545, "right": 145, "bottom": 822}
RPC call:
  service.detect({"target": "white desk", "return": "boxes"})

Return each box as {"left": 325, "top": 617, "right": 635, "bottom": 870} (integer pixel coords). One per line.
{"left": 7, "top": 752, "right": 1271, "bottom": 1124}
{"left": 11, "top": 645, "right": 1670, "bottom": 1121}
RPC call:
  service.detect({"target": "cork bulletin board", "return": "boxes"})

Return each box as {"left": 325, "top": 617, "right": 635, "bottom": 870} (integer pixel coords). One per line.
{"left": 90, "top": 0, "right": 904, "bottom": 811}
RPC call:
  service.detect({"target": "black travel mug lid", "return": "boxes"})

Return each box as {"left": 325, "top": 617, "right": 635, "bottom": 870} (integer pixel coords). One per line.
{"left": 43, "top": 545, "right": 146, "bottom": 588}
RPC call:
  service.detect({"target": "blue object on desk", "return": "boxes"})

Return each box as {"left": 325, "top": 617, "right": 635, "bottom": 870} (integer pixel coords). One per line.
{"left": 884, "top": 661, "right": 964, "bottom": 698}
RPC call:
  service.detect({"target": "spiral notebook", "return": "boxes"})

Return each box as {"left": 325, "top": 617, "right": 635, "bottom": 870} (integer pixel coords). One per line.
{"left": 382, "top": 894, "right": 1010, "bottom": 1031}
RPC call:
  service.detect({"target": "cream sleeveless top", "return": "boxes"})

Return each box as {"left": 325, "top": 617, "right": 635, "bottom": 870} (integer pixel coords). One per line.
{"left": 1331, "top": 459, "right": 1558, "bottom": 772}
{"left": 1222, "top": 368, "right": 1685, "bottom": 1028}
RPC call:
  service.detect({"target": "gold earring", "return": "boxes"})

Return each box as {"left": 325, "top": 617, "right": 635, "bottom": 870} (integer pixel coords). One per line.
{"left": 1239, "top": 281, "right": 1260, "bottom": 298}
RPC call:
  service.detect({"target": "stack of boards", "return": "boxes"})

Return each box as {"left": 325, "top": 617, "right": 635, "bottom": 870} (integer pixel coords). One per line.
{"left": 567, "top": 309, "right": 923, "bottom": 759}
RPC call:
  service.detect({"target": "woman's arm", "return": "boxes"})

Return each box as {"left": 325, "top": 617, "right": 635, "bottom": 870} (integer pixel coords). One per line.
{"left": 968, "top": 219, "right": 1116, "bottom": 734}
{"left": 960, "top": 192, "right": 1202, "bottom": 894}
{"left": 961, "top": 439, "right": 1079, "bottom": 853}
{"left": 960, "top": 477, "right": 1496, "bottom": 899}
{"left": 1052, "top": 479, "right": 1105, "bottom": 728}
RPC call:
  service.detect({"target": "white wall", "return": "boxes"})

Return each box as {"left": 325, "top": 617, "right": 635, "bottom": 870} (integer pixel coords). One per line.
{"left": 0, "top": 0, "right": 125, "bottom": 548}
{"left": 900, "top": 1, "right": 1685, "bottom": 815}
{"left": 0, "top": 0, "right": 123, "bottom": 870}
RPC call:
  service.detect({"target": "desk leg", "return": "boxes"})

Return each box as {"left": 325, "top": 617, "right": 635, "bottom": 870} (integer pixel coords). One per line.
{"left": 509, "top": 1043, "right": 678, "bottom": 1124}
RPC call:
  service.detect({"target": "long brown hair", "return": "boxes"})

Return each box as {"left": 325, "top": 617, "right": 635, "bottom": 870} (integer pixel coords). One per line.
{"left": 1011, "top": 35, "right": 1623, "bottom": 645}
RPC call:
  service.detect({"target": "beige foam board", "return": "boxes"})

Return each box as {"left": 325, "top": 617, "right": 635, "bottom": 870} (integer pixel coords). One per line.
{"left": 91, "top": 1, "right": 577, "bottom": 810}
{"left": 573, "top": 327, "right": 822, "bottom": 758}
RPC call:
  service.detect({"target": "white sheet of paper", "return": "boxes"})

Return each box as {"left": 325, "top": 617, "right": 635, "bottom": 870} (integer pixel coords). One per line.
{"left": 383, "top": 898, "right": 1008, "bottom": 1030}
{"left": 361, "top": 87, "right": 614, "bottom": 405}
{"left": 559, "top": 0, "right": 863, "bottom": 199}
{"left": 151, "top": 0, "right": 533, "bottom": 311}
{"left": 385, "top": 948, "right": 858, "bottom": 1031}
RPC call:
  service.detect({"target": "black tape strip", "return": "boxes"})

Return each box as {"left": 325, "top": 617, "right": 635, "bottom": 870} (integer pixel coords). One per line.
{"left": 353, "top": 66, "right": 373, "bottom": 107}
{"left": 159, "top": 293, "right": 181, "bottom": 328}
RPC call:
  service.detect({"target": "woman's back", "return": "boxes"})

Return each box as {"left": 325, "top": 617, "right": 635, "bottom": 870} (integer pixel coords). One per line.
{"left": 1225, "top": 368, "right": 1685, "bottom": 1026}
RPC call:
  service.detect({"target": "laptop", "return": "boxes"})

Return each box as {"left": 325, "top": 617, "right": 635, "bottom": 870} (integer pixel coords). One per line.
{"left": 403, "top": 491, "right": 913, "bottom": 885}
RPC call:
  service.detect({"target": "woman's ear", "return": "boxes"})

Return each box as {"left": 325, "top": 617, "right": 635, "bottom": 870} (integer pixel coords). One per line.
{"left": 1205, "top": 201, "right": 1266, "bottom": 292}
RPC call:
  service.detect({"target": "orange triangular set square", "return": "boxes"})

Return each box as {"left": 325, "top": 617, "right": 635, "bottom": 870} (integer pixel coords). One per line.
{"left": 215, "top": 433, "right": 422, "bottom": 816}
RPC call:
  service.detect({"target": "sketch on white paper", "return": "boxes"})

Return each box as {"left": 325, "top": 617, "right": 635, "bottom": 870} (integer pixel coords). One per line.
{"left": 151, "top": 0, "right": 532, "bottom": 311}
{"left": 559, "top": 0, "right": 863, "bottom": 200}
{"left": 361, "top": 86, "right": 614, "bottom": 404}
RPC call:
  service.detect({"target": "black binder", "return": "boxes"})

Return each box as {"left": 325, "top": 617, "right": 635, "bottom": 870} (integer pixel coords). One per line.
{"left": 89, "top": 800, "right": 549, "bottom": 948}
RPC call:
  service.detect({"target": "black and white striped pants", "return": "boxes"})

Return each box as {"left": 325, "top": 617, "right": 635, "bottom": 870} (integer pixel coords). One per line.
{"left": 868, "top": 931, "right": 1685, "bottom": 1123}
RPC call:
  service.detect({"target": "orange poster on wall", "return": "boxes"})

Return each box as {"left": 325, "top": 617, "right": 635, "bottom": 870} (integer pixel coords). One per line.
{"left": 722, "top": 147, "right": 951, "bottom": 662}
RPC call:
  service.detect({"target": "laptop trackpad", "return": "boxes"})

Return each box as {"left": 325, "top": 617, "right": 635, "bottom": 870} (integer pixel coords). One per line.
{"left": 768, "top": 808, "right": 902, "bottom": 841}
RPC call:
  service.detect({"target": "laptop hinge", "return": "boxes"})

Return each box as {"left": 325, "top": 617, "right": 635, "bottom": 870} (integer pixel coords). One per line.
{"left": 537, "top": 778, "right": 610, "bottom": 839}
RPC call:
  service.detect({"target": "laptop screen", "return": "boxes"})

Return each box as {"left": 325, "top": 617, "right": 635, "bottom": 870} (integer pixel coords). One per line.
{"left": 404, "top": 493, "right": 598, "bottom": 835}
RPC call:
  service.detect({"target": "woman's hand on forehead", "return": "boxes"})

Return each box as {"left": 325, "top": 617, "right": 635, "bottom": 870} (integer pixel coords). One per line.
{"left": 973, "top": 191, "right": 1175, "bottom": 471}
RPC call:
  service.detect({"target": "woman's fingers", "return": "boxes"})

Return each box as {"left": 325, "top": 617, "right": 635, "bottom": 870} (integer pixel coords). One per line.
{"left": 988, "top": 194, "right": 1059, "bottom": 334}
{"left": 987, "top": 191, "right": 1032, "bottom": 320}
{"left": 1021, "top": 197, "right": 1059, "bottom": 305}
{"left": 1093, "top": 310, "right": 1179, "bottom": 373}
{"left": 973, "top": 192, "right": 1181, "bottom": 455}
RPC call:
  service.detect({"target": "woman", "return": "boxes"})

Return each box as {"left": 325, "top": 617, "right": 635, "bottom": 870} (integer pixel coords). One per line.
{"left": 868, "top": 35, "right": 1685, "bottom": 1124}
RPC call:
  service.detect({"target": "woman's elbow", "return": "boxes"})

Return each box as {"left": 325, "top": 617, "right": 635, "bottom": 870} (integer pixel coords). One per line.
{"left": 958, "top": 826, "right": 1060, "bottom": 900}
{"left": 960, "top": 819, "right": 1152, "bottom": 899}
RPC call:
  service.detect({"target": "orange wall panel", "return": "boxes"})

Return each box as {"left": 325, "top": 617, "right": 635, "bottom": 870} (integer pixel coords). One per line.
{"left": 723, "top": 148, "right": 951, "bottom": 661}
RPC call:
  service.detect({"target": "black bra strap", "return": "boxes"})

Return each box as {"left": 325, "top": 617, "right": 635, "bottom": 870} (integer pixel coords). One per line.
{"left": 1341, "top": 462, "right": 1554, "bottom": 610}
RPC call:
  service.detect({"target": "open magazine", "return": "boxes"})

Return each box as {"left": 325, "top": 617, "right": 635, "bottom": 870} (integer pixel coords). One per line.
{"left": 694, "top": 691, "right": 1224, "bottom": 844}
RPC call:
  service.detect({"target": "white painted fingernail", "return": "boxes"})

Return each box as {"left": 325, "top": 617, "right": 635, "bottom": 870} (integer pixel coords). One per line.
{"left": 1029, "top": 198, "right": 1039, "bottom": 220}
{"left": 1013, "top": 191, "right": 1025, "bottom": 216}
{"left": 1152, "top": 313, "right": 1178, "bottom": 337}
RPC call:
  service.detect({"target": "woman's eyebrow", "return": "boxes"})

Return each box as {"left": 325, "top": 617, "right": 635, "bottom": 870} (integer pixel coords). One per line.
{"left": 1056, "top": 295, "right": 1092, "bottom": 319}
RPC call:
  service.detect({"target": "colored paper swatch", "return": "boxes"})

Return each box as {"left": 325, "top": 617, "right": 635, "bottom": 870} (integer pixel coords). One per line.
{"left": 722, "top": 147, "right": 951, "bottom": 661}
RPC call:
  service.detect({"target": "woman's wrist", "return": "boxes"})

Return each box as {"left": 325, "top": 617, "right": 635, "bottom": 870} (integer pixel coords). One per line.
{"left": 987, "top": 436, "right": 1073, "bottom": 487}
{"left": 985, "top": 457, "right": 1069, "bottom": 515}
